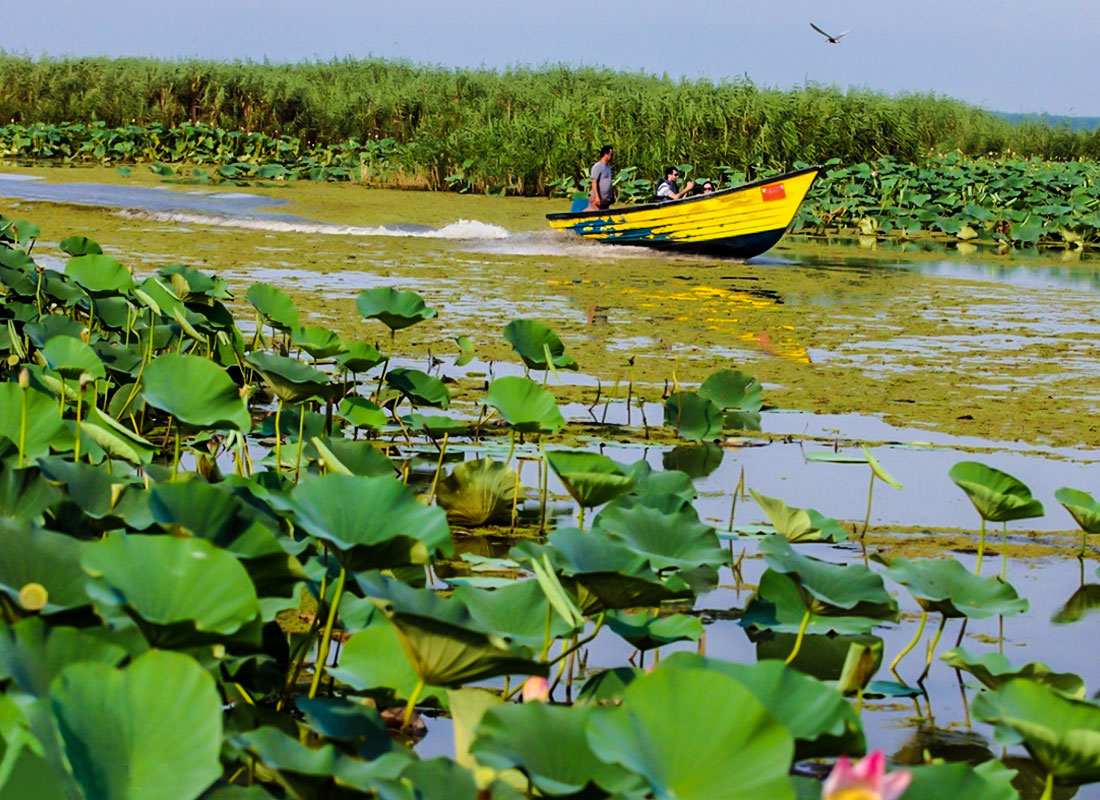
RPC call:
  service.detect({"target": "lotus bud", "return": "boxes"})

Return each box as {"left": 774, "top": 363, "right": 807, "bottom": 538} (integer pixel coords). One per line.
{"left": 6, "top": 353, "right": 19, "bottom": 368}
{"left": 79, "top": 372, "right": 93, "bottom": 388}
{"left": 80, "top": 327, "right": 90, "bottom": 342}
{"left": 18, "top": 367, "right": 29, "bottom": 388}
{"left": 521, "top": 676, "right": 549, "bottom": 703}
{"left": 822, "top": 751, "right": 910, "bottom": 800}
{"left": 18, "top": 582, "right": 48, "bottom": 611}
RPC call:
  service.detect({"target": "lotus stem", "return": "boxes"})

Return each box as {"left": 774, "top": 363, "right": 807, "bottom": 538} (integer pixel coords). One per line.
{"left": 506, "top": 427, "right": 516, "bottom": 465}
{"left": 510, "top": 458, "right": 522, "bottom": 532}
{"left": 274, "top": 398, "right": 284, "bottom": 474}
{"left": 376, "top": 328, "right": 395, "bottom": 400}
{"left": 600, "top": 377, "right": 619, "bottom": 424}
{"left": 426, "top": 433, "right": 449, "bottom": 505}
{"left": 576, "top": 505, "right": 585, "bottom": 530}
{"left": 545, "top": 612, "right": 605, "bottom": 668}
{"left": 401, "top": 677, "right": 426, "bottom": 733}
{"left": 74, "top": 385, "right": 83, "bottom": 462}
{"left": 626, "top": 360, "right": 634, "bottom": 425}
{"left": 917, "top": 615, "right": 947, "bottom": 683}
{"left": 293, "top": 402, "right": 306, "bottom": 482}
{"left": 1039, "top": 772, "right": 1054, "bottom": 800}
{"left": 785, "top": 610, "right": 812, "bottom": 665}
{"left": 890, "top": 610, "right": 927, "bottom": 676}
{"left": 539, "top": 603, "right": 554, "bottom": 661}
{"left": 974, "top": 517, "right": 987, "bottom": 574}
{"left": 538, "top": 450, "right": 549, "bottom": 534}
{"left": 1081, "top": 531, "right": 1088, "bottom": 561}
{"left": 1000, "top": 522, "right": 1008, "bottom": 581}
{"left": 17, "top": 370, "right": 28, "bottom": 468}
{"left": 172, "top": 427, "right": 181, "bottom": 479}
{"left": 861, "top": 470, "right": 875, "bottom": 537}
{"left": 278, "top": 572, "right": 328, "bottom": 710}
{"left": 308, "top": 566, "right": 346, "bottom": 698}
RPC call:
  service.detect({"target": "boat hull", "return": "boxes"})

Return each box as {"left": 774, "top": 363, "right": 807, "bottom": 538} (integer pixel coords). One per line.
{"left": 546, "top": 167, "right": 819, "bottom": 258}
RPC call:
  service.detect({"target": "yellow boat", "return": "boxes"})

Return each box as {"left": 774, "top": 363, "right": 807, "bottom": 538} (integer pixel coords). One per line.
{"left": 546, "top": 166, "right": 819, "bottom": 258}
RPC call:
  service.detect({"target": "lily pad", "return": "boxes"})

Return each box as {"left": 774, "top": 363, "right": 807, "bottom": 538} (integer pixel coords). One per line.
{"left": 882, "top": 556, "right": 1029, "bottom": 618}
{"left": 356, "top": 287, "right": 437, "bottom": 331}
{"left": 502, "top": 319, "right": 577, "bottom": 371}
{"left": 143, "top": 353, "right": 251, "bottom": 432}
{"left": 485, "top": 376, "right": 565, "bottom": 434}
{"left": 750, "top": 490, "right": 849, "bottom": 543}
{"left": 606, "top": 610, "right": 702, "bottom": 651}
{"left": 435, "top": 457, "right": 520, "bottom": 526}
{"left": 386, "top": 367, "right": 450, "bottom": 409}
{"left": 949, "top": 461, "right": 1045, "bottom": 523}
{"left": 942, "top": 647, "right": 1085, "bottom": 697}
{"left": 245, "top": 283, "right": 300, "bottom": 332}
{"left": 545, "top": 449, "right": 633, "bottom": 509}
{"left": 664, "top": 390, "right": 723, "bottom": 440}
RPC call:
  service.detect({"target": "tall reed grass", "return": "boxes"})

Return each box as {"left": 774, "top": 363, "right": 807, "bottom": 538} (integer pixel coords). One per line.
{"left": 1, "top": 55, "right": 1098, "bottom": 194}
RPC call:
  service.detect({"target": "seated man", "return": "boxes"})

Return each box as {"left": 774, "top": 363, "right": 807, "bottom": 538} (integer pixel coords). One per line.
{"left": 654, "top": 167, "right": 694, "bottom": 201}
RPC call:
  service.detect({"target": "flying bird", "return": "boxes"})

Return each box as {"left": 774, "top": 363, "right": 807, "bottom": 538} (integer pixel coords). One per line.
{"left": 810, "top": 22, "right": 851, "bottom": 43}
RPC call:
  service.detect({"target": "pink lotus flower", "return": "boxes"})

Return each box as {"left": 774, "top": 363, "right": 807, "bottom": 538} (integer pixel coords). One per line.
{"left": 521, "top": 676, "right": 549, "bottom": 703}
{"left": 823, "top": 751, "right": 911, "bottom": 800}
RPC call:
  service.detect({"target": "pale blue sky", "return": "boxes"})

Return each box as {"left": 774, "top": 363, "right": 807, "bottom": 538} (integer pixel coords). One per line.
{"left": 5, "top": 0, "right": 1097, "bottom": 116}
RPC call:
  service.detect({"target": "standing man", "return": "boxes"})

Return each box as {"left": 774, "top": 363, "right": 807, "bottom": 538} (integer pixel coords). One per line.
{"left": 587, "top": 145, "right": 614, "bottom": 211}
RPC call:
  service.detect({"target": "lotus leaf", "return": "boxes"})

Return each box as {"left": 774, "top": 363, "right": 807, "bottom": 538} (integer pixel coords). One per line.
{"left": 80, "top": 407, "right": 156, "bottom": 465}
{"left": 246, "top": 351, "right": 332, "bottom": 403}
{"left": 337, "top": 396, "right": 387, "bottom": 431}
{"left": 0, "top": 522, "right": 91, "bottom": 616}
{"left": 50, "top": 650, "right": 222, "bottom": 800}
{"left": 949, "top": 461, "right": 1045, "bottom": 523}
{"left": 545, "top": 449, "right": 633, "bottom": 509}
{"left": 143, "top": 353, "right": 251, "bottom": 432}
{"left": 973, "top": 678, "right": 1100, "bottom": 787}
{"left": 64, "top": 254, "right": 135, "bottom": 295}
{"left": 37, "top": 457, "right": 135, "bottom": 521}
{"left": 744, "top": 570, "right": 896, "bottom": 636}
{"left": 594, "top": 504, "right": 729, "bottom": 573}
{"left": 454, "top": 580, "right": 578, "bottom": 648}
{"left": 23, "top": 314, "right": 86, "bottom": 348}
{"left": 336, "top": 341, "right": 385, "bottom": 373}
{"left": 1055, "top": 487, "right": 1100, "bottom": 557}
{"left": 58, "top": 235, "right": 103, "bottom": 256}
{"left": 0, "top": 617, "right": 127, "bottom": 698}
{"left": 435, "top": 457, "right": 520, "bottom": 526}
{"left": 661, "top": 653, "right": 865, "bottom": 759}
{"left": 285, "top": 473, "right": 452, "bottom": 569}
{"left": 295, "top": 698, "right": 394, "bottom": 759}
{"left": 502, "top": 319, "right": 577, "bottom": 370}
{"left": 750, "top": 490, "right": 849, "bottom": 543}
{"left": 485, "top": 376, "right": 565, "bottom": 434}
{"left": 900, "top": 761, "right": 1022, "bottom": 800}
{"left": 882, "top": 556, "right": 1028, "bottom": 618}
{"left": 357, "top": 573, "right": 547, "bottom": 686}
{"left": 403, "top": 412, "right": 468, "bottom": 438}
{"left": 586, "top": 666, "right": 795, "bottom": 800}
{"left": 289, "top": 326, "right": 346, "bottom": 359}
{"left": 148, "top": 481, "right": 284, "bottom": 559}
{"left": 307, "top": 437, "right": 395, "bottom": 477}
{"left": 356, "top": 287, "right": 437, "bottom": 331}
{"left": 576, "top": 667, "right": 642, "bottom": 705}
{"left": 606, "top": 610, "right": 702, "bottom": 651}
{"left": 0, "top": 384, "right": 67, "bottom": 460}
{"left": 0, "top": 466, "right": 63, "bottom": 522}
{"left": 245, "top": 283, "right": 300, "bottom": 332}
{"left": 698, "top": 368, "right": 763, "bottom": 411}
{"left": 664, "top": 390, "right": 723, "bottom": 440}
{"left": 472, "top": 703, "right": 641, "bottom": 796}
{"left": 158, "top": 265, "right": 227, "bottom": 301}
{"left": 385, "top": 367, "right": 450, "bottom": 408}
{"left": 941, "top": 647, "right": 1085, "bottom": 697}
{"left": 81, "top": 533, "right": 262, "bottom": 647}
{"left": 326, "top": 616, "right": 446, "bottom": 705}
{"left": 39, "top": 336, "right": 105, "bottom": 381}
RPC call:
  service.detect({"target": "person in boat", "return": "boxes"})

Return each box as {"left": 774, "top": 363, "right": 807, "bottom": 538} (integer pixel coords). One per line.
{"left": 654, "top": 167, "right": 695, "bottom": 201}
{"left": 587, "top": 145, "right": 614, "bottom": 210}
{"left": 702, "top": 181, "right": 716, "bottom": 194}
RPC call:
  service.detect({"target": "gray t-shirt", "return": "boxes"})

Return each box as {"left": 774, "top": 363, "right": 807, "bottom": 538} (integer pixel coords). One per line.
{"left": 590, "top": 160, "right": 612, "bottom": 203}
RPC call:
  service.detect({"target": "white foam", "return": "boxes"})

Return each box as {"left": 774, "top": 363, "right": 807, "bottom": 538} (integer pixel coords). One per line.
{"left": 0, "top": 173, "right": 44, "bottom": 182}
{"left": 114, "top": 209, "right": 510, "bottom": 240}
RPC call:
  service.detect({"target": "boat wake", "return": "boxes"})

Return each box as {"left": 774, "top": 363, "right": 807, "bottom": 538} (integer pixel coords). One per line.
{"left": 115, "top": 209, "right": 511, "bottom": 240}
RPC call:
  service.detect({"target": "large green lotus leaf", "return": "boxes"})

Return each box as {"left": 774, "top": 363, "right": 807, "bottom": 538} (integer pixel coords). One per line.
{"left": 245, "top": 283, "right": 300, "bottom": 332}
{"left": 606, "top": 610, "right": 702, "bottom": 651}
{"left": 901, "top": 761, "right": 1022, "bottom": 800}
{"left": 292, "top": 325, "right": 346, "bottom": 359}
{"left": 949, "top": 461, "right": 1045, "bottom": 523}
{"left": 586, "top": 666, "right": 795, "bottom": 800}
{"left": 307, "top": 437, "right": 395, "bottom": 478}
{"left": 1052, "top": 581, "right": 1100, "bottom": 624}
{"left": 452, "top": 580, "right": 574, "bottom": 649}
{"left": 50, "top": 650, "right": 222, "bottom": 800}
{"left": 40, "top": 336, "right": 106, "bottom": 381}
{"left": 0, "top": 384, "right": 67, "bottom": 460}
{"left": 973, "top": 678, "right": 1100, "bottom": 786}
{"left": 743, "top": 570, "right": 892, "bottom": 635}
{"left": 132, "top": 274, "right": 185, "bottom": 319}
{"left": 749, "top": 490, "right": 848, "bottom": 543}
{"left": 664, "top": 390, "right": 723, "bottom": 440}
{"left": 385, "top": 367, "right": 450, "bottom": 409}
{"left": 511, "top": 530, "right": 694, "bottom": 611}
{"left": 143, "top": 353, "right": 251, "bottom": 432}
{"left": 0, "top": 617, "right": 127, "bottom": 698}
{"left": 357, "top": 573, "right": 547, "bottom": 686}
{"left": 326, "top": 616, "right": 446, "bottom": 705}
{"left": 485, "top": 376, "right": 565, "bottom": 434}
{"left": 336, "top": 396, "right": 387, "bottom": 431}
{"left": 58, "top": 235, "right": 103, "bottom": 256}
{"left": 0, "top": 466, "right": 63, "bottom": 522}
{"left": 759, "top": 536, "right": 899, "bottom": 620}
{"left": 594, "top": 504, "right": 729, "bottom": 572}
{"left": 81, "top": 407, "right": 156, "bottom": 465}
{"left": 23, "top": 313, "right": 86, "bottom": 348}
{"left": 64, "top": 253, "right": 135, "bottom": 294}
{"left": 545, "top": 449, "right": 633, "bottom": 509}
{"left": 436, "top": 457, "right": 519, "bottom": 526}
{"left": 882, "top": 556, "right": 1028, "bottom": 619}
{"left": 356, "top": 287, "right": 437, "bottom": 331}
{"left": 502, "top": 319, "right": 577, "bottom": 371}
{"left": 246, "top": 351, "right": 332, "bottom": 404}
{"left": 0, "top": 522, "right": 91, "bottom": 616}
{"left": 403, "top": 412, "right": 468, "bottom": 438}
{"left": 158, "top": 265, "right": 228, "bottom": 302}
{"left": 698, "top": 368, "right": 763, "bottom": 411}
{"left": 660, "top": 652, "right": 865, "bottom": 759}
{"left": 942, "top": 647, "right": 1085, "bottom": 697}
{"left": 148, "top": 481, "right": 285, "bottom": 559}
{"left": 295, "top": 698, "right": 393, "bottom": 759}
{"left": 285, "top": 474, "right": 452, "bottom": 569}
{"left": 81, "top": 533, "right": 261, "bottom": 647}
{"left": 37, "top": 457, "right": 134, "bottom": 521}
{"left": 612, "top": 461, "right": 698, "bottom": 515}
{"left": 472, "top": 703, "right": 641, "bottom": 796}
{"left": 336, "top": 341, "right": 386, "bottom": 373}
{"left": 1055, "top": 487, "right": 1100, "bottom": 534}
